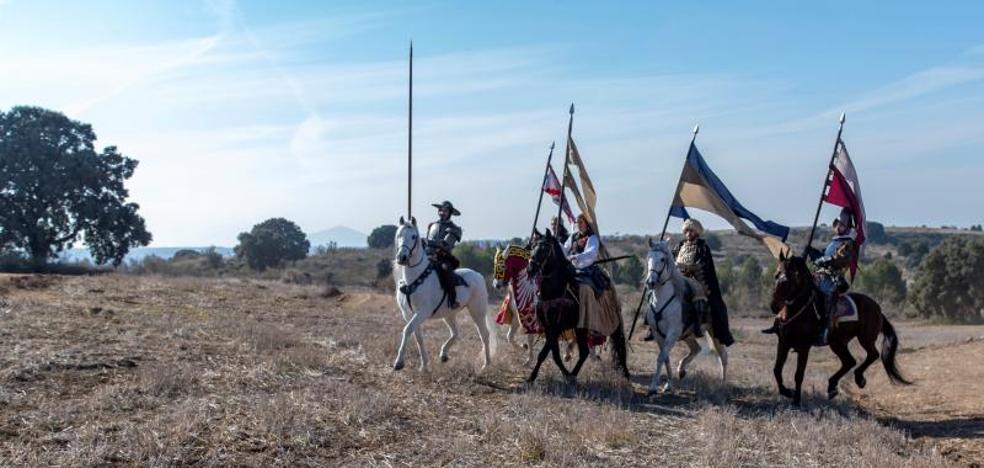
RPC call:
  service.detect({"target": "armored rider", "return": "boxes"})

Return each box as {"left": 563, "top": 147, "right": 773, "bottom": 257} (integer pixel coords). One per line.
{"left": 426, "top": 201, "right": 463, "bottom": 309}
{"left": 762, "top": 207, "right": 856, "bottom": 346}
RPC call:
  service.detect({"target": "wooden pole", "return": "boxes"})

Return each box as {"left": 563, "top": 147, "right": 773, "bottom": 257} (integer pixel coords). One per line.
{"left": 628, "top": 124, "right": 699, "bottom": 340}
{"left": 530, "top": 142, "right": 556, "bottom": 239}
{"left": 407, "top": 41, "right": 413, "bottom": 219}
{"left": 803, "top": 113, "right": 846, "bottom": 255}
{"left": 555, "top": 104, "right": 575, "bottom": 225}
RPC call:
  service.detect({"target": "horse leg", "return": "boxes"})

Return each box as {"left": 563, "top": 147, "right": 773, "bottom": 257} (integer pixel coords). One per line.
{"left": 549, "top": 334, "right": 571, "bottom": 378}
{"left": 568, "top": 328, "right": 591, "bottom": 381}
{"left": 854, "top": 337, "right": 880, "bottom": 389}
{"left": 677, "top": 336, "right": 700, "bottom": 380}
{"left": 774, "top": 341, "right": 793, "bottom": 399}
{"left": 793, "top": 346, "right": 811, "bottom": 407}
{"left": 466, "top": 297, "right": 493, "bottom": 370}
{"left": 527, "top": 336, "right": 553, "bottom": 385}
{"left": 826, "top": 340, "right": 856, "bottom": 400}
{"left": 395, "top": 312, "right": 426, "bottom": 371}
{"left": 524, "top": 334, "right": 537, "bottom": 365}
{"left": 439, "top": 318, "right": 459, "bottom": 363}
{"left": 708, "top": 336, "right": 729, "bottom": 382}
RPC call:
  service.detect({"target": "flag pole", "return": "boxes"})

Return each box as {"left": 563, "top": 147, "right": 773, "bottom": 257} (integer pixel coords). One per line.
{"left": 629, "top": 123, "right": 699, "bottom": 340}
{"left": 406, "top": 41, "right": 414, "bottom": 219}
{"left": 555, "top": 104, "right": 575, "bottom": 225}
{"left": 803, "top": 112, "right": 846, "bottom": 255}
{"left": 530, "top": 142, "right": 556, "bottom": 239}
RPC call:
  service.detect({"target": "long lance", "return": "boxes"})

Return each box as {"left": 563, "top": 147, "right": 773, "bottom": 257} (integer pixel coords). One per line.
{"left": 407, "top": 41, "right": 414, "bottom": 219}
{"left": 555, "top": 104, "right": 575, "bottom": 225}
{"left": 803, "top": 113, "right": 846, "bottom": 255}
{"left": 628, "top": 124, "right": 699, "bottom": 341}
{"left": 529, "top": 142, "right": 556, "bottom": 239}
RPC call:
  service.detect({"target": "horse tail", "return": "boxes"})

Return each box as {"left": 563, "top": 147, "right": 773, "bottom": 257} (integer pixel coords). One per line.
{"left": 879, "top": 314, "right": 912, "bottom": 385}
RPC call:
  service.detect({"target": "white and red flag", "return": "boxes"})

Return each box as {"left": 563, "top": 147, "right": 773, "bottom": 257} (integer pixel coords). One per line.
{"left": 543, "top": 164, "right": 575, "bottom": 224}
{"left": 823, "top": 138, "right": 866, "bottom": 278}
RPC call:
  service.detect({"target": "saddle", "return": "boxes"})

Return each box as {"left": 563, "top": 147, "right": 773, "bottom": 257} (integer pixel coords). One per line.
{"left": 831, "top": 295, "right": 859, "bottom": 325}
{"left": 574, "top": 265, "right": 612, "bottom": 297}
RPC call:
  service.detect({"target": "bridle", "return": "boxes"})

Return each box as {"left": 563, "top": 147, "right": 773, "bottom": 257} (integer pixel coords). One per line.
{"left": 647, "top": 251, "right": 672, "bottom": 288}
{"left": 775, "top": 264, "right": 819, "bottom": 326}
{"left": 397, "top": 230, "right": 424, "bottom": 268}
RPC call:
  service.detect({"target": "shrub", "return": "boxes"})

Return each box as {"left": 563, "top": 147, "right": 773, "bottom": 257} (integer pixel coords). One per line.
{"left": 910, "top": 237, "right": 984, "bottom": 323}
{"left": 235, "top": 218, "right": 310, "bottom": 271}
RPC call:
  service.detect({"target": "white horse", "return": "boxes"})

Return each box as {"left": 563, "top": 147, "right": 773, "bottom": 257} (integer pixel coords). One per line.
{"left": 392, "top": 216, "right": 494, "bottom": 371}
{"left": 644, "top": 239, "right": 728, "bottom": 395}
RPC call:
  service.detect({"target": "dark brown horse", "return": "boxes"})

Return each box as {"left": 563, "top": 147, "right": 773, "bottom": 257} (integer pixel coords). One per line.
{"left": 771, "top": 252, "right": 911, "bottom": 406}
{"left": 524, "top": 229, "right": 629, "bottom": 385}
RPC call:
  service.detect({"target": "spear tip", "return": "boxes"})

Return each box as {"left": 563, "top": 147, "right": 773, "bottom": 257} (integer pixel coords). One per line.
{"left": 693, "top": 123, "right": 700, "bottom": 135}
{"left": 839, "top": 112, "right": 846, "bottom": 124}
{"left": 569, "top": 103, "right": 575, "bottom": 115}
{"left": 550, "top": 141, "right": 556, "bottom": 150}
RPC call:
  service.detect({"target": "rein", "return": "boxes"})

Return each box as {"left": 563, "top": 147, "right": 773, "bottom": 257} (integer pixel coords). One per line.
{"left": 779, "top": 290, "right": 817, "bottom": 327}
{"left": 397, "top": 235, "right": 445, "bottom": 316}
{"left": 648, "top": 293, "right": 678, "bottom": 339}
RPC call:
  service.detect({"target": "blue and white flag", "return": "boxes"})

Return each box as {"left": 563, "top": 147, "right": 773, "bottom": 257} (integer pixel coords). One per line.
{"left": 669, "top": 143, "right": 790, "bottom": 258}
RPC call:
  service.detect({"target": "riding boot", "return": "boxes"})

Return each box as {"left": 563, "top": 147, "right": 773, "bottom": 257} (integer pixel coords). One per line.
{"left": 815, "top": 298, "right": 832, "bottom": 347}
{"left": 642, "top": 328, "right": 655, "bottom": 341}
{"left": 437, "top": 264, "right": 460, "bottom": 309}
{"left": 761, "top": 319, "right": 780, "bottom": 334}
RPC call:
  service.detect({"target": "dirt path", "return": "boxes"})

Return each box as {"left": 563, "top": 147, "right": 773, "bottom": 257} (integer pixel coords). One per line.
{"left": 853, "top": 339, "right": 984, "bottom": 466}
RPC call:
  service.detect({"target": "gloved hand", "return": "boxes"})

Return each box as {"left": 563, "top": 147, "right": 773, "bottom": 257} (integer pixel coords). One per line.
{"left": 815, "top": 257, "right": 832, "bottom": 268}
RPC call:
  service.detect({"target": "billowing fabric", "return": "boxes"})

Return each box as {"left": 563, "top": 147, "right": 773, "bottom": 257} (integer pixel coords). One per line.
{"left": 543, "top": 165, "right": 575, "bottom": 224}
{"left": 823, "top": 139, "right": 866, "bottom": 279}
{"left": 669, "top": 143, "right": 790, "bottom": 258}
{"left": 577, "top": 283, "right": 621, "bottom": 336}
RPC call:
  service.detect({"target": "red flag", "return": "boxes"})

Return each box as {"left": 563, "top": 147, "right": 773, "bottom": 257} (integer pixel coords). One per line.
{"left": 823, "top": 139, "right": 866, "bottom": 279}
{"left": 543, "top": 165, "right": 575, "bottom": 224}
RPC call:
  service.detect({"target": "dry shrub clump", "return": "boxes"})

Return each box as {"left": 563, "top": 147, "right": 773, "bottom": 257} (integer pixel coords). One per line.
{"left": 695, "top": 406, "right": 948, "bottom": 467}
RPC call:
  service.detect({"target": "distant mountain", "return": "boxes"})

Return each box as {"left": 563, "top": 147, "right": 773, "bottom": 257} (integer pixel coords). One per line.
{"left": 307, "top": 226, "right": 367, "bottom": 248}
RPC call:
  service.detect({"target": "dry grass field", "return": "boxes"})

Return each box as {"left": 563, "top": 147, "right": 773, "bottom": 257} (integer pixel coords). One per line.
{"left": 0, "top": 273, "right": 981, "bottom": 466}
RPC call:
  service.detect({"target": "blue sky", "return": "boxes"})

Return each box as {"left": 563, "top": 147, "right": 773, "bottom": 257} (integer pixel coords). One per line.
{"left": 1, "top": 1, "right": 982, "bottom": 246}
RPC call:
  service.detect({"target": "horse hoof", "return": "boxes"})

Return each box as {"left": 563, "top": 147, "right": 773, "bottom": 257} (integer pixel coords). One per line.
{"left": 393, "top": 362, "right": 405, "bottom": 371}
{"left": 792, "top": 399, "right": 802, "bottom": 407}
{"left": 779, "top": 388, "right": 794, "bottom": 399}
{"left": 828, "top": 388, "right": 839, "bottom": 400}
{"left": 679, "top": 369, "right": 687, "bottom": 380}
{"left": 440, "top": 355, "right": 449, "bottom": 363}
{"left": 855, "top": 375, "right": 867, "bottom": 388}
{"left": 647, "top": 389, "right": 659, "bottom": 397}
{"left": 521, "top": 343, "right": 529, "bottom": 350}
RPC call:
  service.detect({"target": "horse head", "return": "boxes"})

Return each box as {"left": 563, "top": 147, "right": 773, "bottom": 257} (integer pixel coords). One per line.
{"left": 494, "top": 244, "right": 531, "bottom": 289}
{"left": 527, "top": 228, "right": 562, "bottom": 278}
{"left": 394, "top": 216, "right": 421, "bottom": 266}
{"left": 645, "top": 237, "right": 672, "bottom": 289}
{"left": 773, "top": 250, "right": 812, "bottom": 309}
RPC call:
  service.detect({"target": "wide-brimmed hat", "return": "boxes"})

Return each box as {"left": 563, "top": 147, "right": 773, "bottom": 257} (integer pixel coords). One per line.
{"left": 832, "top": 207, "right": 854, "bottom": 229}
{"left": 431, "top": 200, "right": 461, "bottom": 216}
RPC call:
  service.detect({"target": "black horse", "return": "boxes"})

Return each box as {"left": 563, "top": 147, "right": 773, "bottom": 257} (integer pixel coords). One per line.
{"left": 771, "top": 252, "right": 911, "bottom": 406}
{"left": 525, "top": 229, "right": 629, "bottom": 385}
